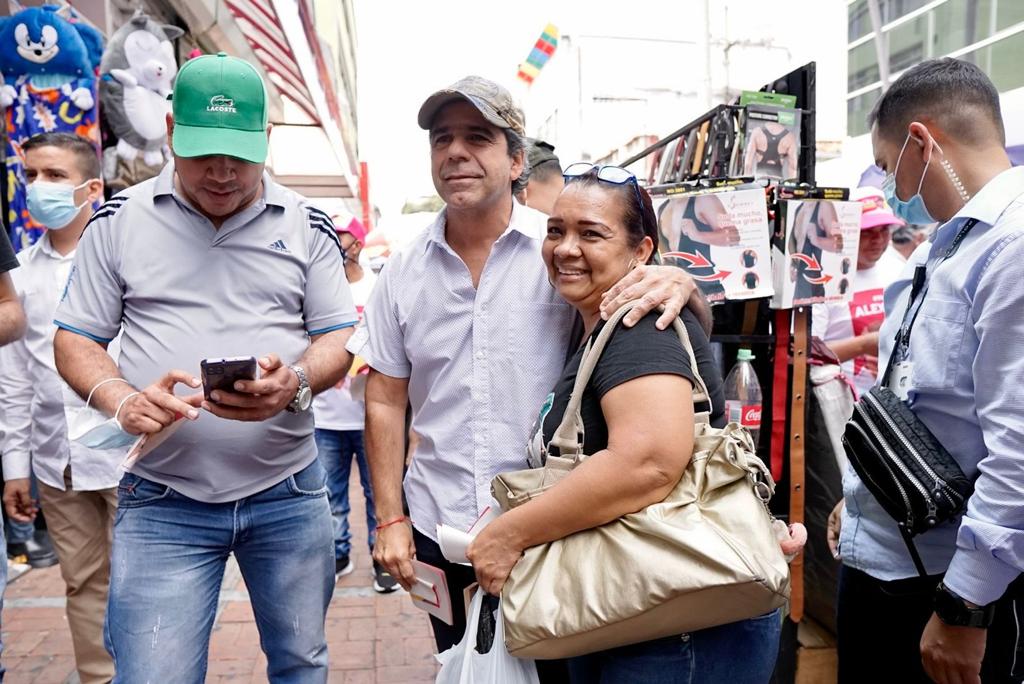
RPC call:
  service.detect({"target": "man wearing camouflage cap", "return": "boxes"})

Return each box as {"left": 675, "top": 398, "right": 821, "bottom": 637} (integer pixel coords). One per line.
{"left": 353, "top": 75, "right": 706, "bottom": 654}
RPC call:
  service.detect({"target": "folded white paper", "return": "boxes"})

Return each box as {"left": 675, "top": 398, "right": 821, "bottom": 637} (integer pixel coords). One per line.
{"left": 436, "top": 505, "right": 500, "bottom": 565}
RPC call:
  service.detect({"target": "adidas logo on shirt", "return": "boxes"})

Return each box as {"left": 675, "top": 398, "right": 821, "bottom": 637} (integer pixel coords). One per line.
{"left": 269, "top": 240, "right": 290, "bottom": 253}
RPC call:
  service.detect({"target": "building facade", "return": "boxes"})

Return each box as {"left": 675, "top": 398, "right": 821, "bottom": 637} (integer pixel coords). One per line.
{"left": 846, "top": 0, "right": 1024, "bottom": 137}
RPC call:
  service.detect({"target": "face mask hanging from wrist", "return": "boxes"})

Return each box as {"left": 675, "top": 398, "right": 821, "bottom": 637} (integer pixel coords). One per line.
{"left": 64, "top": 378, "right": 137, "bottom": 450}
{"left": 26, "top": 180, "right": 93, "bottom": 230}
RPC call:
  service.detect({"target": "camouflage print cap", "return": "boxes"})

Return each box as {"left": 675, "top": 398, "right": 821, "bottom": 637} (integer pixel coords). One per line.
{"left": 417, "top": 75, "right": 525, "bottom": 136}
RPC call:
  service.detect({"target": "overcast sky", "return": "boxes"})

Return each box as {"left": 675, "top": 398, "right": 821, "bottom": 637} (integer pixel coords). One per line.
{"left": 353, "top": 0, "right": 846, "bottom": 217}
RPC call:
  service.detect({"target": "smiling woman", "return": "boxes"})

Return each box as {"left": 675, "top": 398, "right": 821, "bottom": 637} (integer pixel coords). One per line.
{"left": 463, "top": 166, "right": 772, "bottom": 684}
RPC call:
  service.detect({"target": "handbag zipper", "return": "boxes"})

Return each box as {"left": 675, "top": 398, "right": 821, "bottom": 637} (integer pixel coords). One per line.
{"left": 861, "top": 392, "right": 962, "bottom": 509}
{"left": 854, "top": 401, "right": 936, "bottom": 526}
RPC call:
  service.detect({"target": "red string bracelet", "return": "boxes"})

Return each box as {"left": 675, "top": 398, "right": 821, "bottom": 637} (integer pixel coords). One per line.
{"left": 375, "top": 516, "right": 409, "bottom": 531}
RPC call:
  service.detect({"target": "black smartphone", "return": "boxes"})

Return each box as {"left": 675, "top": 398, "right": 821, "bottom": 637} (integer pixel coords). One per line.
{"left": 200, "top": 356, "right": 258, "bottom": 401}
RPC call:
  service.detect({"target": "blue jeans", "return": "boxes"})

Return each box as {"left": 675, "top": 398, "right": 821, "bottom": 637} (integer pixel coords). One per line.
{"left": 314, "top": 429, "right": 376, "bottom": 558}
{"left": 105, "top": 460, "right": 334, "bottom": 684}
{"left": 568, "top": 609, "right": 782, "bottom": 684}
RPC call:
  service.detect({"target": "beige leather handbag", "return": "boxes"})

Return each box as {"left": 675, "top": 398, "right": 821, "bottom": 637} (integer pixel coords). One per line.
{"left": 491, "top": 303, "right": 790, "bottom": 659}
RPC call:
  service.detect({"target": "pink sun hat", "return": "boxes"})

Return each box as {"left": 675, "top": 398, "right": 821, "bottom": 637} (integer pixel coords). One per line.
{"left": 851, "top": 186, "right": 905, "bottom": 230}
{"left": 332, "top": 213, "right": 368, "bottom": 243}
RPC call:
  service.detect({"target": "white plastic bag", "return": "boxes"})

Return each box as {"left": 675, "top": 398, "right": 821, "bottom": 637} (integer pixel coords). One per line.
{"left": 435, "top": 588, "right": 539, "bottom": 684}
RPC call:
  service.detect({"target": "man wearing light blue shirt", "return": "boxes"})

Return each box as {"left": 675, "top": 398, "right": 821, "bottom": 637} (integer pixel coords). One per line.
{"left": 833, "top": 58, "right": 1024, "bottom": 684}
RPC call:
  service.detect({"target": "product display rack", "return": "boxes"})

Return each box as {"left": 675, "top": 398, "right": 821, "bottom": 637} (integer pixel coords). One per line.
{"left": 623, "top": 62, "right": 826, "bottom": 684}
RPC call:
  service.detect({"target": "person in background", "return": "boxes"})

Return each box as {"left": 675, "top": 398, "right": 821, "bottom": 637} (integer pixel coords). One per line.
{"left": 812, "top": 187, "right": 904, "bottom": 398}
{"left": 0, "top": 132, "right": 116, "bottom": 684}
{"left": 467, "top": 165, "right": 777, "bottom": 683}
{"left": 0, "top": 203, "right": 25, "bottom": 684}
{"left": 888, "top": 221, "right": 932, "bottom": 262}
{"left": 516, "top": 139, "right": 563, "bottom": 215}
{"left": 831, "top": 57, "right": 1024, "bottom": 684}
{"left": 313, "top": 214, "right": 398, "bottom": 593}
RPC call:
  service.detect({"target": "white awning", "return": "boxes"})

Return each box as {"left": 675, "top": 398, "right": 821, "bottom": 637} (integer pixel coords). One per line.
{"left": 266, "top": 124, "right": 354, "bottom": 198}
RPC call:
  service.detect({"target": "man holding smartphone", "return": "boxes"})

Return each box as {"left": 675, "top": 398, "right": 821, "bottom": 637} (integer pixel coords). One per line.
{"left": 52, "top": 53, "right": 357, "bottom": 682}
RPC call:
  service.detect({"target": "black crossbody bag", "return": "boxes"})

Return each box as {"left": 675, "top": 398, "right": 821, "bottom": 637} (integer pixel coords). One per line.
{"left": 841, "top": 218, "right": 978, "bottom": 577}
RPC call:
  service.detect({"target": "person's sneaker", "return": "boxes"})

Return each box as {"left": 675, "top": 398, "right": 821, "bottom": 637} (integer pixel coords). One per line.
{"left": 22, "top": 531, "right": 59, "bottom": 569}
{"left": 335, "top": 555, "right": 354, "bottom": 580}
{"left": 373, "top": 561, "right": 399, "bottom": 594}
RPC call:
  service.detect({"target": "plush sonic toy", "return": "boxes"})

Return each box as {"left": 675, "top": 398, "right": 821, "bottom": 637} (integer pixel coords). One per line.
{"left": 0, "top": 5, "right": 103, "bottom": 250}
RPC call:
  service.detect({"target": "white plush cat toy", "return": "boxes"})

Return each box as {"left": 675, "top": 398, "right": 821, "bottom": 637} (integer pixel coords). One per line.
{"left": 100, "top": 10, "right": 182, "bottom": 166}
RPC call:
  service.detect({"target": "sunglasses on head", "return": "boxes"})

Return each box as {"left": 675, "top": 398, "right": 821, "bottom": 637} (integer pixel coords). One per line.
{"left": 562, "top": 162, "right": 644, "bottom": 211}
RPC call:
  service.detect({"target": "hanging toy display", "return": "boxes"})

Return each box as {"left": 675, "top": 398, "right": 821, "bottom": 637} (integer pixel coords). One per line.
{"left": 99, "top": 9, "right": 183, "bottom": 192}
{"left": 0, "top": 4, "right": 103, "bottom": 250}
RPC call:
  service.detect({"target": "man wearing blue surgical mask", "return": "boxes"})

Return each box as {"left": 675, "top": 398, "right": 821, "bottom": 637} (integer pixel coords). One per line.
{"left": 833, "top": 58, "right": 1024, "bottom": 684}
{"left": 0, "top": 132, "right": 117, "bottom": 684}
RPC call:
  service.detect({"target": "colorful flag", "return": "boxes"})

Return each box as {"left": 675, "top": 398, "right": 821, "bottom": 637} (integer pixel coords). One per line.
{"left": 517, "top": 23, "right": 558, "bottom": 85}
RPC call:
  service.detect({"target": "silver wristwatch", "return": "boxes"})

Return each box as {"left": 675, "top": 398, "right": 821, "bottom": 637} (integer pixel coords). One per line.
{"left": 286, "top": 365, "right": 312, "bottom": 413}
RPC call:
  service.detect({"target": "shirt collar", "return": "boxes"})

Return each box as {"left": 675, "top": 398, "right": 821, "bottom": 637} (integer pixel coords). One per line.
{"left": 153, "top": 161, "right": 286, "bottom": 208}
{"left": 422, "top": 198, "right": 540, "bottom": 254}
{"left": 35, "top": 232, "right": 74, "bottom": 260}
{"left": 948, "top": 165, "right": 1024, "bottom": 227}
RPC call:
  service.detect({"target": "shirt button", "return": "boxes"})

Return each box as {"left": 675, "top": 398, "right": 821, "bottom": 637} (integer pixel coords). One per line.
{"left": 477, "top": 350, "right": 486, "bottom": 359}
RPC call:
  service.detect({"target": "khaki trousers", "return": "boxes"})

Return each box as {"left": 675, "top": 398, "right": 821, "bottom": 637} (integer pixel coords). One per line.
{"left": 38, "top": 469, "right": 117, "bottom": 684}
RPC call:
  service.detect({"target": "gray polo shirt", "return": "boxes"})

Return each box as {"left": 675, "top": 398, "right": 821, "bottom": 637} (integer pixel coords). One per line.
{"left": 54, "top": 162, "right": 357, "bottom": 503}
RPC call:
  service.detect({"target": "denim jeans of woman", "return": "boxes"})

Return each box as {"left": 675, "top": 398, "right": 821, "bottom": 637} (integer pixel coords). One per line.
{"left": 104, "top": 460, "right": 334, "bottom": 684}
{"left": 567, "top": 609, "right": 782, "bottom": 684}
{"left": 314, "top": 428, "right": 376, "bottom": 558}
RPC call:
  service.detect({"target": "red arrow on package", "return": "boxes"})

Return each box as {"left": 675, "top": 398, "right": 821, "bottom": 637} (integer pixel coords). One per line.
{"left": 804, "top": 273, "right": 833, "bottom": 285}
{"left": 692, "top": 270, "right": 732, "bottom": 282}
{"left": 663, "top": 251, "right": 714, "bottom": 268}
{"left": 790, "top": 253, "right": 823, "bottom": 270}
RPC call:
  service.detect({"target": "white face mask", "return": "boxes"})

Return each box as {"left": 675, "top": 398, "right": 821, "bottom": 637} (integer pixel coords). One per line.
{"left": 64, "top": 379, "right": 135, "bottom": 451}
{"left": 26, "top": 179, "right": 94, "bottom": 230}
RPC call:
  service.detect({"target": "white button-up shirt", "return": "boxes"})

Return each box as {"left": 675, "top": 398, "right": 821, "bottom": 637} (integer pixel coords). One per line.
{"left": 0, "top": 234, "right": 121, "bottom": 491}
{"left": 350, "top": 201, "right": 575, "bottom": 539}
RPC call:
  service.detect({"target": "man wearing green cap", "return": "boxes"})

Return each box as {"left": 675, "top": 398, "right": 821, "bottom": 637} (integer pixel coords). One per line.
{"left": 52, "top": 53, "right": 357, "bottom": 682}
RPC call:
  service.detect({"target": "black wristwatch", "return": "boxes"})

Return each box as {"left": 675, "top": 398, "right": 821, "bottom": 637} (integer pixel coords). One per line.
{"left": 934, "top": 582, "right": 996, "bottom": 628}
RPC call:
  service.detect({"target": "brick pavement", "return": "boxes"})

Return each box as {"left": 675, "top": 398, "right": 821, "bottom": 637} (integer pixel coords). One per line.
{"left": 0, "top": 474, "right": 441, "bottom": 683}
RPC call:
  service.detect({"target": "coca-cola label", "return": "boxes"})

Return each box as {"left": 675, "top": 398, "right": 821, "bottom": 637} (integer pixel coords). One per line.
{"left": 726, "top": 402, "right": 762, "bottom": 428}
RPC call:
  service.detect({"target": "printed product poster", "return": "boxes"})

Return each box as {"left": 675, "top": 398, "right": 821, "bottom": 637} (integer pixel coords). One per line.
{"left": 657, "top": 188, "right": 774, "bottom": 302}
{"left": 771, "top": 200, "right": 861, "bottom": 308}
{"left": 741, "top": 105, "right": 801, "bottom": 181}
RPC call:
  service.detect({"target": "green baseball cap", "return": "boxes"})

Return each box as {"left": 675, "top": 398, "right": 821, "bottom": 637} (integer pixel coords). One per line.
{"left": 171, "top": 52, "right": 269, "bottom": 163}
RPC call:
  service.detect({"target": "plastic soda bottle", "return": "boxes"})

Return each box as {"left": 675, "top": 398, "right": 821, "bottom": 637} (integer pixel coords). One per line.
{"left": 723, "top": 349, "right": 763, "bottom": 444}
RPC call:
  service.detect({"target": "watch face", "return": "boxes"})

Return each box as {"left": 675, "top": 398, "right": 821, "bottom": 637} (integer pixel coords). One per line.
{"left": 298, "top": 386, "right": 313, "bottom": 411}
{"left": 935, "top": 586, "right": 966, "bottom": 624}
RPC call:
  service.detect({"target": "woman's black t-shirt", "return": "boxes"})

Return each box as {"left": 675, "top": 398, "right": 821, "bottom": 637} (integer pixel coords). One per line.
{"left": 533, "top": 309, "right": 726, "bottom": 459}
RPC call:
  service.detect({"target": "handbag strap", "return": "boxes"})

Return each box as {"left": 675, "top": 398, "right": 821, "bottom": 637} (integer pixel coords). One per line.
{"left": 548, "top": 302, "right": 712, "bottom": 455}
{"left": 880, "top": 217, "right": 979, "bottom": 386}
